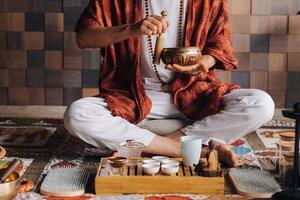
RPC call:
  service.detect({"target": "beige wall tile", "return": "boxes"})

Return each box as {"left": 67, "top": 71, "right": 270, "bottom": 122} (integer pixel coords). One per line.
{"left": 7, "top": 13, "right": 25, "bottom": 31}
{"left": 0, "top": 69, "right": 9, "bottom": 87}
{"left": 288, "top": 53, "right": 300, "bottom": 71}
{"left": 28, "top": 88, "right": 45, "bottom": 105}
{"left": 215, "top": 70, "right": 231, "bottom": 83}
{"left": 234, "top": 52, "right": 250, "bottom": 71}
{"left": 268, "top": 90, "right": 286, "bottom": 107}
{"left": 7, "top": 50, "right": 27, "bottom": 68}
{"left": 8, "top": 87, "right": 28, "bottom": 105}
{"left": 252, "top": 0, "right": 271, "bottom": 15}
{"left": 25, "top": 32, "right": 44, "bottom": 49}
{"left": 45, "top": 13, "right": 64, "bottom": 32}
{"left": 251, "top": 16, "right": 270, "bottom": 34}
{"left": 250, "top": 53, "right": 269, "bottom": 70}
{"left": 268, "top": 71, "right": 287, "bottom": 90}
{"left": 270, "top": 35, "right": 289, "bottom": 53}
{"left": 250, "top": 71, "right": 268, "bottom": 90}
{"left": 232, "top": 34, "right": 250, "bottom": 52}
{"left": 228, "top": 0, "right": 251, "bottom": 15}
{"left": 289, "top": 16, "right": 300, "bottom": 34}
{"left": 270, "top": 16, "right": 288, "bottom": 34}
{"left": 288, "top": 34, "right": 300, "bottom": 52}
{"left": 269, "top": 53, "right": 287, "bottom": 71}
{"left": 45, "top": 51, "right": 62, "bottom": 69}
{"left": 0, "top": 13, "right": 8, "bottom": 31}
{"left": 229, "top": 15, "right": 250, "bottom": 34}
{"left": 64, "top": 51, "right": 82, "bottom": 69}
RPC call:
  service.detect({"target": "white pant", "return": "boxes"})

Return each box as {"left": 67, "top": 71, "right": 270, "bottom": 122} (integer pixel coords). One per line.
{"left": 64, "top": 89, "right": 275, "bottom": 150}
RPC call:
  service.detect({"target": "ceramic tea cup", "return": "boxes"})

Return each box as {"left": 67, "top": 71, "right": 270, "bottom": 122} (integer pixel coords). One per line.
{"left": 180, "top": 136, "right": 202, "bottom": 167}
{"left": 142, "top": 163, "right": 160, "bottom": 176}
{"left": 161, "top": 164, "right": 179, "bottom": 176}
{"left": 161, "top": 159, "right": 179, "bottom": 166}
{"left": 152, "top": 156, "right": 169, "bottom": 163}
{"left": 142, "top": 159, "right": 161, "bottom": 165}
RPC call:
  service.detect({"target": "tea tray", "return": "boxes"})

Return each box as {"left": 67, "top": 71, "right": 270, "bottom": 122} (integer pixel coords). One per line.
{"left": 95, "top": 157, "right": 224, "bottom": 194}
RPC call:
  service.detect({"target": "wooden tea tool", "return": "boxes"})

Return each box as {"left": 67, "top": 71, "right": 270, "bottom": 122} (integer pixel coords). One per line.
{"left": 153, "top": 10, "right": 168, "bottom": 64}
{"left": 0, "top": 159, "right": 22, "bottom": 183}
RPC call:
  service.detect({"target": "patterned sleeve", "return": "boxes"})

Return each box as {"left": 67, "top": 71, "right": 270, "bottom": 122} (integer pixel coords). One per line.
{"left": 202, "top": 0, "right": 238, "bottom": 70}
{"left": 75, "top": 0, "right": 104, "bottom": 32}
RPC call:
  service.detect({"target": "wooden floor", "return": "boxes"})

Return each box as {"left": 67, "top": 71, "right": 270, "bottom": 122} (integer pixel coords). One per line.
{"left": 0, "top": 106, "right": 289, "bottom": 120}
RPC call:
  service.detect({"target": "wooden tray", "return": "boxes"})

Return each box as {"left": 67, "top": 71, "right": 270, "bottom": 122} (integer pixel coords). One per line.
{"left": 95, "top": 158, "right": 224, "bottom": 194}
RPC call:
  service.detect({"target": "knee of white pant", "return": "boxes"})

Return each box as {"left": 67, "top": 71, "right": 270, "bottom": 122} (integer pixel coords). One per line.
{"left": 63, "top": 98, "right": 118, "bottom": 150}
{"left": 63, "top": 98, "right": 105, "bottom": 136}
{"left": 63, "top": 98, "right": 85, "bottom": 137}
{"left": 249, "top": 89, "right": 275, "bottom": 123}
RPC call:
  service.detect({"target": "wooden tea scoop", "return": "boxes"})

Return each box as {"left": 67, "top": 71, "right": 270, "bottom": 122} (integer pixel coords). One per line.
{"left": 0, "top": 159, "right": 22, "bottom": 183}
{"left": 153, "top": 10, "right": 168, "bottom": 64}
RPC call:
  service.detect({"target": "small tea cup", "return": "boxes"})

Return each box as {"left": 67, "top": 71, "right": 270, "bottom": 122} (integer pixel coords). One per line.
{"left": 161, "top": 164, "right": 179, "bottom": 176}
{"left": 152, "top": 156, "right": 169, "bottom": 163}
{"left": 161, "top": 160, "right": 179, "bottom": 166}
{"left": 142, "top": 163, "right": 160, "bottom": 176}
{"left": 142, "top": 159, "right": 161, "bottom": 165}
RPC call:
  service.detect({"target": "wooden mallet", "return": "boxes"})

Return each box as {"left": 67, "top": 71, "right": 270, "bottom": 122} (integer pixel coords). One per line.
{"left": 153, "top": 10, "right": 168, "bottom": 65}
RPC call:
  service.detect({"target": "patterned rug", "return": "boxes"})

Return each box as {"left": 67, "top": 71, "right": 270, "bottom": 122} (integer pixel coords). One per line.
{"left": 0, "top": 118, "right": 293, "bottom": 199}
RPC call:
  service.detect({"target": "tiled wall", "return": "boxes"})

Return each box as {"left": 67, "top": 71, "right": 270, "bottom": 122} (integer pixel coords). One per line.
{"left": 223, "top": 0, "right": 300, "bottom": 107}
{"left": 0, "top": 0, "right": 299, "bottom": 107}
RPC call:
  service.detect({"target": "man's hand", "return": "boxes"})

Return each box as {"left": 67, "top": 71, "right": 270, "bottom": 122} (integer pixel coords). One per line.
{"left": 165, "top": 55, "right": 216, "bottom": 76}
{"left": 132, "top": 15, "right": 169, "bottom": 36}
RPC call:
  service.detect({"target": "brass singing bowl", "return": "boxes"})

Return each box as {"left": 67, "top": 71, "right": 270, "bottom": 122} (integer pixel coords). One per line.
{"left": 0, "top": 173, "right": 20, "bottom": 200}
{"left": 161, "top": 47, "right": 201, "bottom": 66}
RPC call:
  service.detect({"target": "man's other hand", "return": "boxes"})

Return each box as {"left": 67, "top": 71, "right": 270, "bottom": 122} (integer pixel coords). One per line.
{"left": 165, "top": 55, "right": 216, "bottom": 76}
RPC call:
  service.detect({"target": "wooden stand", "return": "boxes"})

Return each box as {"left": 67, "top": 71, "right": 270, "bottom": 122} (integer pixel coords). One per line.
{"left": 95, "top": 158, "right": 224, "bottom": 195}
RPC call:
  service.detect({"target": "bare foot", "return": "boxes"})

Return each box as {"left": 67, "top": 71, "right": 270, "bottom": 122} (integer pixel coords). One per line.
{"left": 216, "top": 144, "right": 238, "bottom": 167}
{"left": 209, "top": 140, "right": 238, "bottom": 167}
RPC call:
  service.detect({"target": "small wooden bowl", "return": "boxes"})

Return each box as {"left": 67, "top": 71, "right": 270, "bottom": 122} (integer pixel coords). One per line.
{"left": 279, "top": 131, "right": 295, "bottom": 141}
{"left": 276, "top": 141, "right": 294, "bottom": 151}
{"left": 107, "top": 157, "right": 127, "bottom": 168}
{"left": 161, "top": 47, "right": 201, "bottom": 66}
{"left": 283, "top": 151, "right": 295, "bottom": 163}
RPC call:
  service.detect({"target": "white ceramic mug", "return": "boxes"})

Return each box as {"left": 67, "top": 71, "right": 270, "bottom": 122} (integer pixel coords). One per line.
{"left": 180, "top": 135, "right": 203, "bottom": 167}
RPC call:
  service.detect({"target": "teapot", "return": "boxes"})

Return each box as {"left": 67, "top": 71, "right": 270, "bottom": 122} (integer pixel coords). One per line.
{"left": 116, "top": 140, "right": 145, "bottom": 164}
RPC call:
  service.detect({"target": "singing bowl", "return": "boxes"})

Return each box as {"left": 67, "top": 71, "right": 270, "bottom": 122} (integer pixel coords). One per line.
{"left": 161, "top": 47, "right": 201, "bottom": 66}
{"left": 0, "top": 174, "right": 20, "bottom": 200}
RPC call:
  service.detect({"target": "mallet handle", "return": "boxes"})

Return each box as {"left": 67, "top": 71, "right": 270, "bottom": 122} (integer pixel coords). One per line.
{"left": 153, "top": 11, "right": 168, "bottom": 65}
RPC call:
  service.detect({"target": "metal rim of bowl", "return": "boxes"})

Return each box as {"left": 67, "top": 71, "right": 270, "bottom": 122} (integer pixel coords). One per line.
{"left": 107, "top": 156, "right": 127, "bottom": 163}
{"left": 162, "top": 47, "right": 201, "bottom": 52}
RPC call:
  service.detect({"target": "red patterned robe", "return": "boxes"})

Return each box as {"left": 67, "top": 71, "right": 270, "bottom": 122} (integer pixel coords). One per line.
{"left": 76, "top": 0, "right": 240, "bottom": 124}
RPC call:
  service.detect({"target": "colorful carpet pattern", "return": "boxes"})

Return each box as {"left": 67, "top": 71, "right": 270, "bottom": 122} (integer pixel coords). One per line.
{"left": 0, "top": 118, "right": 293, "bottom": 199}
